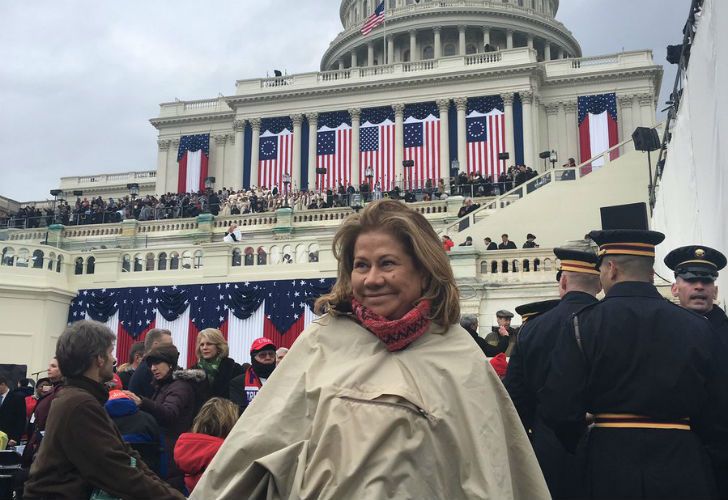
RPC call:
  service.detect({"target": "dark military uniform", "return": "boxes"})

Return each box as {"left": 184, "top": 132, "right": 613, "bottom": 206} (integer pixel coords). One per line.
{"left": 506, "top": 248, "right": 599, "bottom": 499}
{"left": 541, "top": 231, "right": 721, "bottom": 499}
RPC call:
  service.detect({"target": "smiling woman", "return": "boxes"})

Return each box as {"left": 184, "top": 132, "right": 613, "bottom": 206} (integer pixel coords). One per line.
{"left": 189, "top": 200, "right": 549, "bottom": 500}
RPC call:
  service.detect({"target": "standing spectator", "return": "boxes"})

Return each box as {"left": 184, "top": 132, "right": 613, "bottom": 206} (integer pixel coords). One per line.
{"left": 459, "top": 236, "right": 473, "bottom": 247}
{"left": 460, "top": 314, "right": 490, "bottom": 357}
{"left": 276, "top": 348, "right": 289, "bottom": 364}
{"left": 128, "top": 328, "right": 173, "bottom": 398}
{"left": 190, "top": 328, "right": 241, "bottom": 401}
{"left": 442, "top": 235, "right": 454, "bottom": 252}
{"left": 522, "top": 233, "right": 539, "bottom": 248}
{"left": 118, "top": 342, "right": 145, "bottom": 390}
{"left": 174, "top": 397, "right": 240, "bottom": 494}
{"left": 124, "top": 344, "right": 205, "bottom": 492}
{"left": 484, "top": 237, "right": 498, "bottom": 250}
{"left": 229, "top": 338, "right": 277, "bottom": 412}
{"left": 0, "top": 375, "right": 26, "bottom": 447}
{"left": 498, "top": 234, "right": 517, "bottom": 249}
{"left": 23, "top": 357, "right": 63, "bottom": 466}
{"left": 484, "top": 310, "right": 518, "bottom": 356}
{"left": 457, "top": 198, "right": 480, "bottom": 218}
{"left": 23, "top": 320, "right": 184, "bottom": 500}
{"left": 25, "top": 378, "right": 51, "bottom": 427}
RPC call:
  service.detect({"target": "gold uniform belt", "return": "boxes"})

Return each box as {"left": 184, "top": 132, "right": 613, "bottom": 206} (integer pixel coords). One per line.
{"left": 593, "top": 413, "right": 691, "bottom": 431}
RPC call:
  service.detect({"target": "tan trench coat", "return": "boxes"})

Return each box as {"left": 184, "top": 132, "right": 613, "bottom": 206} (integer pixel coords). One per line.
{"left": 191, "top": 316, "right": 549, "bottom": 500}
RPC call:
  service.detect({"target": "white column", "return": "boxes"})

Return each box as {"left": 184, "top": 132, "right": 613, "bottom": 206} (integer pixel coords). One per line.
{"left": 350, "top": 109, "right": 361, "bottom": 188}
{"left": 168, "top": 139, "right": 180, "bottom": 192}
{"left": 458, "top": 25, "right": 466, "bottom": 55}
{"left": 455, "top": 97, "right": 468, "bottom": 172}
{"left": 387, "top": 38, "right": 394, "bottom": 64}
{"left": 250, "top": 118, "right": 261, "bottom": 189}
{"left": 368, "top": 42, "right": 374, "bottom": 66}
{"left": 520, "top": 91, "right": 535, "bottom": 168}
{"left": 232, "top": 119, "right": 246, "bottom": 191}
{"left": 502, "top": 93, "right": 515, "bottom": 164}
{"left": 291, "top": 114, "right": 303, "bottom": 191}
{"left": 338, "top": 59, "right": 344, "bottom": 70}
{"left": 638, "top": 93, "right": 656, "bottom": 127}
{"left": 544, "top": 43, "right": 551, "bottom": 61}
{"left": 434, "top": 27, "right": 442, "bottom": 59}
{"left": 307, "top": 113, "right": 318, "bottom": 190}
{"left": 409, "top": 30, "right": 417, "bottom": 61}
{"left": 351, "top": 50, "right": 358, "bottom": 68}
{"left": 155, "top": 139, "right": 170, "bottom": 194}
{"left": 482, "top": 28, "right": 490, "bottom": 49}
{"left": 527, "top": 34, "right": 534, "bottom": 49}
{"left": 564, "top": 101, "right": 578, "bottom": 161}
{"left": 506, "top": 29, "right": 514, "bottom": 49}
{"left": 214, "top": 134, "right": 227, "bottom": 188}
{"left": 545, "top": 103, "right": 561, "bottom": 162}
{"left": 619, "top": 94, "right": 635, "bottom": 153}
{"left": 437, "top": 99, "right": 451, "bottom": 189}
{"left": 393, "top": 103, "right": 405, "bottom": 189}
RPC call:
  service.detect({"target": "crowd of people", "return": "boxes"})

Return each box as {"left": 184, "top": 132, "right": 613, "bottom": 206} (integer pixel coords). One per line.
{"left": 3, "top": 199, "right": 725, "bottom": 499}
{"left": 2, "top": 162, "right": 558, "bottom": 230}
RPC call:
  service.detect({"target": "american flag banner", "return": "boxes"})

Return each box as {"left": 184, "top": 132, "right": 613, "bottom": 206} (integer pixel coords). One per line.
{"left": 316, "top": 111, "right": 352, "bottom": 191}
{"left": 578, "top": 93, "right": 619, "bottom": 170}
{"left": 177, "top": 134, "right": 210, "bottom": 193}
{"left": 467, "top": 95, "right": 506, "bottom": 178}
{"left": 259, "top": 117, "right": 294, "bottom": 190}
{"left": 403, "top": 102, "right": 440, "bottom": 190}
{"left": 361, "top": 1, "right": 385, "bottom": 35}
{"left": 360, "top": 106, "right": 395, "bottom": 191}
{"left": 68, "top": 279, "right": 335, "bottom": 368}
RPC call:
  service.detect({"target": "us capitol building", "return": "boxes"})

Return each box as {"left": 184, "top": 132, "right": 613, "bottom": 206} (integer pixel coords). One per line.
{"left": 1, "top": 0, "right": 664, "bottom": 373}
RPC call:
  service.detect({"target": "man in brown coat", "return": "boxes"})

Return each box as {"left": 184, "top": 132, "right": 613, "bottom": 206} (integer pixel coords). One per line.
{"left": 23, "top": 320, "right": 184, "bottom": 500}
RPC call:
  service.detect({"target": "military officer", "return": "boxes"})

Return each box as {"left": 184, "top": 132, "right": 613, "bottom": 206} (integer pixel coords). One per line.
{"left": 505, "top": 248, "right": 601, "bottom": 499}
{"left": 540, "top": 229, "right": 721, "bottom": 499}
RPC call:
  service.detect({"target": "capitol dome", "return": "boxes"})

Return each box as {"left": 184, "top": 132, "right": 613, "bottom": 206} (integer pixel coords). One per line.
{"left": 322, "top": 0, "right": 581, "bottom": 70}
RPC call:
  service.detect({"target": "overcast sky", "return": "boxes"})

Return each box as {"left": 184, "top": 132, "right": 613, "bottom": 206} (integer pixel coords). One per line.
{"left": 1, "top": 0, "right": 687, "bottom": 202}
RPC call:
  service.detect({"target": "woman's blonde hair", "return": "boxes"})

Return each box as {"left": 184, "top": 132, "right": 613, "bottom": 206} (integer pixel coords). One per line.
{"left": 196, "top": 328, "right": 229, "bottom": 361}
{"left": 191, "top": 397, "right": 240, "bottom": 438}
{"left": 314, "top": 199, "right": 460, "bottom": 325}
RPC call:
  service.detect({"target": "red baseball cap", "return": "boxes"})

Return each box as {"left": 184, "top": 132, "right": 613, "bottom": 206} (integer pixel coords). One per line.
{"left": 250, "top": 337, "right": 276, "bottom": 354}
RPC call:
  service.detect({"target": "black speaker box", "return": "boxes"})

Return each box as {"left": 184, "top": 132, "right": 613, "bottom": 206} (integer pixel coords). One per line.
{"left": 315, "top": 168, "right": 327, "bottom": 175}
{"left": 600, "top": 202, "right": 649, "bottom": 230}
{"left": 498, "top": 152, "right": 510, "bottom": 161}
{"left": 632, "top": 127, "right": 661, "bottom": 152}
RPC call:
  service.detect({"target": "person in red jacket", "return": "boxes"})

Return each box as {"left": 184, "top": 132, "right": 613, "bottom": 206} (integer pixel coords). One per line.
{"left": 174, "top": 397, "right": 240, "bottom": 493}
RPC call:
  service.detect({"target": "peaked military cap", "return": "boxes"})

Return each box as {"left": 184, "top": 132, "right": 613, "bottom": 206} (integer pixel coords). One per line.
{"left": 664, "top": 245, "right": 726, "bottom": 282}
{"left": 554, "top": 247, "right": 599, "bottom": 281}
{"left": 515, "top": 299, "right": 560, "bottom": 323}
{"left": 589, "top": 229, "right": 665, "bottom": 267}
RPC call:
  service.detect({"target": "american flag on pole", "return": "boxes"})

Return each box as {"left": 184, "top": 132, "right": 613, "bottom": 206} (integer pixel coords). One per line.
{"left": 259, "top": 117, "right": 293, "bottom": 189}
{"left": 578, "top": 93, "right": 619, "bottom": 170}
{"left": 403, "top": 102, "right": 440, "bottom": 190}
{"left": 177, "top": 134, "right": 209, "bottom": 193}
{"left": 316, "top": 111, "right": 352, "bottom": 190}
{"left": 360, "top": 106, "right": 396, "bottom": 191}
{"left": 466, "top": 96, "right": 507, "bottom": 178}
{"left": 361, "top": 1, "right": 385, "bottom": 35}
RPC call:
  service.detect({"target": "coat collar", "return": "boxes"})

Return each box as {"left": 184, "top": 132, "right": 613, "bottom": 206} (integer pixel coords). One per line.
{"left": 605, "top": 281, "right": 662, "bottom": 300}
{"left": 561, "top": 291, "right": 598, "bottom": 303}
{"left": 65, "top": 376, "right": 109, "bottom": 405}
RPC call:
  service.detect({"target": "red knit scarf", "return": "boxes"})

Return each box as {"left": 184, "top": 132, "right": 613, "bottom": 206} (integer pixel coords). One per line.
{"left": 352, "top": 299, "right": 431, "bottom": 352}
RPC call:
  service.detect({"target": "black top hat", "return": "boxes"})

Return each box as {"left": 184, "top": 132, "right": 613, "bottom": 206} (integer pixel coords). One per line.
{"left": 554, "top": 247, "right": 599, "bottom": 281}
{"left": 515, "top": 299, "right": 560, "bottom": 323}
{"left": 664, "top": 245, "right": 726, "bottom": 282}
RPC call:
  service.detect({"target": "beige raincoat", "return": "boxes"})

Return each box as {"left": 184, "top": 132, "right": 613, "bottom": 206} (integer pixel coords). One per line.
{"left": 191, "top": 315, "right": 549, "bottom": 499}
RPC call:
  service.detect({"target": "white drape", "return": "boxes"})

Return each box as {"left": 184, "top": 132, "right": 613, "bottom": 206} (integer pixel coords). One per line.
{"left": 155, "top": 308, "right": 191, "bottom": 368}
{"left": 186, "top": 149, "right": 202, "bottom": 193}
{"left": 227, "top": 302, "right": 266, "bottom": 365}
{"left": 588, "top": 111, "right": 609, "bottom": 168}
{"left": 653, "top": 0, "right": 728, "bottom": 296}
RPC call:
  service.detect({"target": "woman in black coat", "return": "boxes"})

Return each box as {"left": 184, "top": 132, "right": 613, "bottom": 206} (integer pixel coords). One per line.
{"left": 191, "top": 328, "right": 242, "bottom": 401}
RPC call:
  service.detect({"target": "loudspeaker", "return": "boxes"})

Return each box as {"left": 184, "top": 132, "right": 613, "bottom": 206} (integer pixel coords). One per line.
{"left": 632, "top": 127, "right": 661, "bottom": 152}
{"left": 315, "top": 167, "right": 327, "bottom": 175}
{"left": 666, "top": 44, "right": 683, "bottom": 65}
{"left": 402, "top": 160, "right": 415, "bottom": 168}
{"left": 600, "top": 202, "right": 649, "bottom": 231}
{"left": 538, "top": 151, "right": 551, "bottom": 159}
{"left": 498, "top": 152, "right": 510, "bottom": 161}
{"left": 50, "top": 189, "right": 63, "bottom": 196}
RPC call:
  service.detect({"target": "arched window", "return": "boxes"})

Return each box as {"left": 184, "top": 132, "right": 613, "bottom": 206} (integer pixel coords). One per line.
{"left": 194, "top": 250, "right": 203, "bottom": 269}
{"left": 170, "top": 252, "right": 180, "bottom": 270}
{"left": 74, "top": 257, "right": 84, "bottom": 275}
{"left": 158, "top": 252, "right": 167, "bottom": 271}
{"left": 244, "top": 247, "right": 255, "bottom": 266}
{"left": 32, "top": 249, "right": 44, "bottom": 269}
{"left": 422, "top": 45, "right": 434, "bottom": 59}
{"left": 48, "top": 252, "right": 56, "bottom": 271}
{"left": 145, "top": 253, "right": 155, "bottom": 271}
{"left": 282, "top": 245, "right": 293, "bottom": 264}
{"left": 270, "top": 246, "right": 281, "bottom": 265}
{"left": 443, "top": 43, "right": 456, "bottom": 56}
{"left": 133, "top": 254, "right": 143, "bottom": 272}
{"left": 308, "top": 243, "right": 320, "bottom": 263}
{"left": 232, "top": 248, "right": 242, "bottom": 267}
{"left": 56, "top": 255, "right": 63, "bottom": 273}
{"left": 16, "top": 249, "right": 30, "bottom": 268}
{"left": 182, "top": 251, "right": 193, "bottom": 270}
{"left": 466, "top": 43, "right": 477, "bottom": 55}
{"left": 86, "top": 256, "right": 95, "bottom": 274}
{"left": 1, "top": 247, "right": 14, "bottom": 266}
{"left": 122, "top": 255, "right": 131, "bottom": 272}
{"left": 257, "top": 247, "right": 267, "bottom": 265}
{"left": 296, "top": 244, "right": 307, "bottom": 264}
